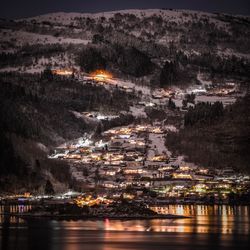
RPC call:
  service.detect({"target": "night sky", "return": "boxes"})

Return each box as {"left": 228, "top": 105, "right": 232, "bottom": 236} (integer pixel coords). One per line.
{"left": 1, "top": 0, "right": 250, "bottom": 19}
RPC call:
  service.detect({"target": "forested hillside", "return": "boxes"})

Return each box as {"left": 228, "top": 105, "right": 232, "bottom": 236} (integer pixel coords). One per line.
{"left": 0, "top": 8, "right": 249, "bottom": 191}
{"left": 167, "top": 93, "right": 250, "bottom": 173}
{"left": 0, "top": 71, "right": 135, "bottom": 192}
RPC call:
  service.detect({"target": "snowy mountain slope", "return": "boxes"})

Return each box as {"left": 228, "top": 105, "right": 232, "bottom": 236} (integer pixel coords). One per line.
{"left": 0, "top": 8, "right": 249, "bottom": 80}
{"left": 11, "top": 8, "right": 248, "bottom": 45}
{"left": 20, "top": 9, "right": 239, "bottom": 29}
{"left": 0, "top": 29, "right": 90, "bottom": 46}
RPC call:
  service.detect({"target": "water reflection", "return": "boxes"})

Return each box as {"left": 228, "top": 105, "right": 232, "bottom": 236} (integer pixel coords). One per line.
{"left": 150, "top": 205, "right": 250, "bottom": 234}
{"left": 0, "top": 205, "right": 249, "bottom": 250}
{"left": 150, "top": 204, "right": 248, "bottom": 216}
{"left": 0, "top": 205, "right": 31, "bottom": 224}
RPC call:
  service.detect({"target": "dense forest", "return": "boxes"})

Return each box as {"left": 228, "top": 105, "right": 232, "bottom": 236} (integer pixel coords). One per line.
{"left": 166, "top": 94, "right": 250, "bottom": 173}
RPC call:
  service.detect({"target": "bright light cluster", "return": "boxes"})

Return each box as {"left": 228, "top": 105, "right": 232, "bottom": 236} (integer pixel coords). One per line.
{"left": 91, "top": 70, "right": 112, "bottom": 82}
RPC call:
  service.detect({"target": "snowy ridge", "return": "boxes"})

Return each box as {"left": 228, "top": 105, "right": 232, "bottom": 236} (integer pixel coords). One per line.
{"left": 19, "top": 8, "right": 236, "bottom": 29}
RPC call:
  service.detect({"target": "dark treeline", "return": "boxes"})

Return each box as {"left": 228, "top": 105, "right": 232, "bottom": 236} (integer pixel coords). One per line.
{"left": 184, "top": 102, "right": 224, "bottom": 126}
{"left": 0, "top": 71, "right": 136, "bottom": 144}
{"left": 78, "top": 45, "right": 155, "bottom": 77}
{"left": 167, "top": 94, "right": 250, "bottom": 173}
{"left": 188, "top": 53, "right": 250, "bottom": 78}
{"left": 78, "top": 47, "right": 107, "bottom": 73}
{"left": 0, "top": 44, "right": 66, "bottom": 68}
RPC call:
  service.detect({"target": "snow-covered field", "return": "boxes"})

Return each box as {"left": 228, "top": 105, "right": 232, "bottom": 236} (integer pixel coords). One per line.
{"left": 147, "top": 133, "right": 170, "bottom": 159}
{"left": 196, "top": 95, "right": 236, "bottom": 106}
{"left": 129, "top": 106, "right": 147, "bottom": 118}
{"left": 0, "top": 52, "right": 78, "bottom": 73}
{"left": 0, "top": 29, "right": 90, "bottom": 47}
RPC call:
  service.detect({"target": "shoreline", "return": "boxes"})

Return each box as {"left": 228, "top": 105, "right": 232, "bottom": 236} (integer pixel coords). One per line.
{"left": 1, "top": 213, "right": 189, "bottom": 220}
{"left": 1, "top": 202, "right": 250, "bottom": 207}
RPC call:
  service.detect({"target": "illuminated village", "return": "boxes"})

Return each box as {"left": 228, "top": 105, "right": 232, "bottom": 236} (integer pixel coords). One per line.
{"left": 2, "top": 121, "right": 249, "bottom": 218}
{"left": 0, "top": 4, "right": 250, "bottom": 249}
{"left": 47, "top": 123, "right": 250, "bottom": 207}
{"left": 45, "top": 69, "right": 249, "bottom": 208}
{"left": 1, "top": 69, "right": 248, "bottom": 218}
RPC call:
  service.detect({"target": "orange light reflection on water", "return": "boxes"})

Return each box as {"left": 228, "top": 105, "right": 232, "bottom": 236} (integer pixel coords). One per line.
{"left": 0, "top": 205, "right": 249, "bottom": 236}
{"left": 149, "top": 205, "right": 250, "bottom": 234}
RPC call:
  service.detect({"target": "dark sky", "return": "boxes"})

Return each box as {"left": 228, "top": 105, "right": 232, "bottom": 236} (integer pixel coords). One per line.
{"left": 1, "top": 0, "right": 250, "bottom": 19}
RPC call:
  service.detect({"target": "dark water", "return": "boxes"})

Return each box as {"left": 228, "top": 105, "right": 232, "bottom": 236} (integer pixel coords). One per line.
{"left": 0, "top": 205, "right": 249, "bottom": 250}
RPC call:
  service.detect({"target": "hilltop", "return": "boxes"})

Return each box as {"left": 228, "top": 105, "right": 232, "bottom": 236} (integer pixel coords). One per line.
{"left": 0, "top": 9, "right": 249, "bottom": 82}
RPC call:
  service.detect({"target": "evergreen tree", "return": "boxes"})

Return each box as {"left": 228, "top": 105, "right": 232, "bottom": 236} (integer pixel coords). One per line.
{"left": 79, "top": 48, "right": 106, "bottom": 73}
{"left": 168, "top": 97, "right": 176, "bottom": 109}
{"left": 160, "top": 61, "right": 178, "bottom": 87}
{"left": 44, "top": 180, "right": 54, "bottom": 195}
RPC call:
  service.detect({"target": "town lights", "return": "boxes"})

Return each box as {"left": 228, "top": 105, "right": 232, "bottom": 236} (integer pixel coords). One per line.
{"left": 151, "top": 155, "right": 168, "bottom": 162}
{"left": 91, "top": 70, "right": 112, "bottom": 82}
{"left": 52, "top": 69, "right": 74, "bottom": 76}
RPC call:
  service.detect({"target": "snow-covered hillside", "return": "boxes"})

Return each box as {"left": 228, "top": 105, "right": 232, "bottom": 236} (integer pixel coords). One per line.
{"left": 21, "top": 9, "right": 235, "bottom": 29}
{"left": 0, "top": 8, "right": 249, "bottom": 80}
{"left": 10, "top": 8, "right": 250, "bottom": 51}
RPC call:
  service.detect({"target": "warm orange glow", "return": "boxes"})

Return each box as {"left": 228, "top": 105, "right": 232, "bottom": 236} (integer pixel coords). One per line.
{"left": 91, "top": 70, "right": 112, "bottom": 82}
{"left": 173, "top": 173, "right": 193, "bottom": 179}
{"left": 52, "top": 69, "right": 74, "bottom": 76}
{"left": 151, "top": 155, "right": 168, "bottom": 162}
{"left": 74, "top": 195, "right": 113, "bottom": 207}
